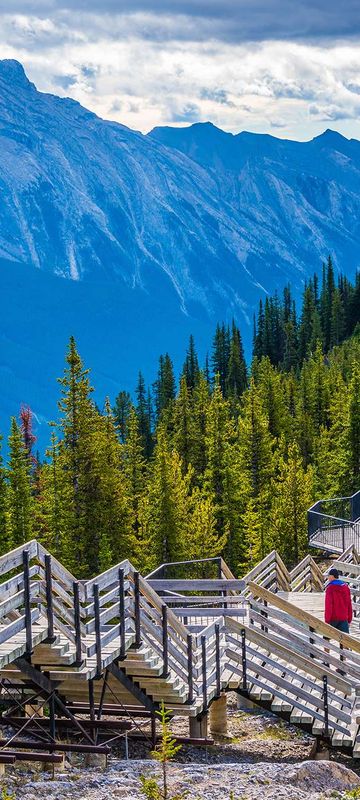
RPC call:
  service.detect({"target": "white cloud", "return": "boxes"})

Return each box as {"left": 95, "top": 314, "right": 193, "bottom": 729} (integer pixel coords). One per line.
{"left": 0, "top": 11, "right": 360, "bottom": 139}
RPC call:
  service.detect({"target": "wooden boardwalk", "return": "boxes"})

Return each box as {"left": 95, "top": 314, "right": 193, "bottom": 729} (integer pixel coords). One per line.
{"left": 0, "top": 541, "right": 359, "bottom": 768}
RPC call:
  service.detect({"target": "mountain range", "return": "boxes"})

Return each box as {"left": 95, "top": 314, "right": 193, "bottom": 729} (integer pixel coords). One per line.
{"left": 0, "top": 58, "right": 360, "bottom": 445}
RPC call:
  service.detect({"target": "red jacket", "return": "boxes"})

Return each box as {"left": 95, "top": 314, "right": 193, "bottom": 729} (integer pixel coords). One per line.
{"left": 325, "top": 580, "right": 352, "bottom": 624}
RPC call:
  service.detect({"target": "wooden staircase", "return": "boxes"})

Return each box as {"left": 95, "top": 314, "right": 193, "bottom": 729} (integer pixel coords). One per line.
{"left": 0, "top": 541, "right": 360, "bottom": 766}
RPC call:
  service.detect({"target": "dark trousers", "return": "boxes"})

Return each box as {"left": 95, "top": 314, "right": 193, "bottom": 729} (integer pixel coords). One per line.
{"left": 330, "top": 620, "right": 349, "bottom": 633}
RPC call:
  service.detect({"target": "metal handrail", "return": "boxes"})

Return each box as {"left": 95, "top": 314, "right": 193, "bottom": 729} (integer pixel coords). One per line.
{"left": 146, "top": 556, "right": 222, "bottom": 579}
{"left": 309, "top": 512, "right": 358, "bottom": 527}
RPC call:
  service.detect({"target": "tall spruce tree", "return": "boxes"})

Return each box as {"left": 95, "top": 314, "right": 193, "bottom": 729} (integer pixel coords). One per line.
{"left": 7, "top": 418, "right": 33, "bottom": 547}
{"left": 136, "top": 372, "right": 153, "bottom": 458}
{"left": 348, "top": 363, "right": 360, "bottom": 491}
{"left": 226, "top": 321, "right": 247, "bottom": 402}
{"left": 0, "top": 438, "right": 8, "bottom": 554}
{"left": 212, "top": 323, "right": 230, "bottom": 394}
{"left": 269, "top": 442, "right": 314, "bottom": 564}
{"left": 153, "top": 355, "right": 176, "bottom": 421}
{"left": 113, "top": 390, "right": 132, "bottom": 443}
{"left": 182, "top": 335, "right": 200, "bottom": 391}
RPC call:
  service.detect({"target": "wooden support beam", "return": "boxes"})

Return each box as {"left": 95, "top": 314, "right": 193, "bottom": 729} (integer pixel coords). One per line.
{"left": 108, "top": 662, "right": 156, "bottom": 713}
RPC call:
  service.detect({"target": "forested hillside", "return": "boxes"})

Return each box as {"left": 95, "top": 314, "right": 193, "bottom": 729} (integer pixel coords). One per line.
{"left": 1, "top": 258, "right": 360, "bottom": 579}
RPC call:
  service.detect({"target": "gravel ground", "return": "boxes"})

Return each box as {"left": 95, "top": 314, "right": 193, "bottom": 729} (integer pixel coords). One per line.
{"left": 3, "top": 759, "right": 360, "bottom": 800}
{"left": 2, "top": 699, "right": 360, "bottom": 800}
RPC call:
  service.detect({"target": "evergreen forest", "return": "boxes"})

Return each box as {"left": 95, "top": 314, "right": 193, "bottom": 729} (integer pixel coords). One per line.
{"left": 2, "top": 257, "right": 360, "bottom": 579}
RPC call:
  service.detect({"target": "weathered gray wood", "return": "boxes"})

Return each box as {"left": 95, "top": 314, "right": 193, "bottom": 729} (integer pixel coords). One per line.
{"left": 138, "top": 573, "right": 189, "bottom": 643}
{"left": 226, "top": 645, "right": 351, "bottom": 722}
{"left": 248, "top": 580, "right": 360, "bottom": 653}
{"left": 86, "top": 597, "right": 131, "bottom": 635}
{"left": 85, "top": 560, "right": 131, "bottom": 598}
{"left": 172, "top": 608, "right": 245, "bottom": 618}
{"left": 162, "top": 594, "right": 245, "bottom": 605}
{"left": 225, "top": 618, "right": 352, "bottom": 694}
{"left": 0, "top": 582, "right": 40, "bottom": 621}
{"left": 84, "top": 581, "right": 130, "bottom": 617}
{"left": 230, "top": 638, "right": 352, "bottom": 720}
{"left": 248, "top": 605, "right": 360, "bottom": 684}
{"left": 0, "top": 541, "right": 38, "bottom": 578}
{"left": 246, "top": 673, "right": 350, "bottom": 737}
{"left": 148, "top": 579, "right": 245, "bottom": 592}
{"left": 0, "top": 608, "right": 40, "bottom": 646}
{"left": 37, "top": 543, "right": 81, "bottom": 596}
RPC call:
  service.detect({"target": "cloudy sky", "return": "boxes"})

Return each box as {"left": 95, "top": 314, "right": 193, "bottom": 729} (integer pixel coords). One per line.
{"left": 0, "top": 0, "right": 360, "bottom": 140}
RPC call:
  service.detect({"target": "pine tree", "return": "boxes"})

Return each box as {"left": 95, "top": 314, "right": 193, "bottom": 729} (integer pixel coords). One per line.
{"left": 348, "top": 363, "right": 360, "bottom": 491}
{"left": 113, "top": 390, "right": 132, "bottom": 443}
{"left": 187, "top": 489, "right": 227, "bottom": 573}
{"left": 153, "top": 355, "right": 176, "bottom": 421}
{"left": 211, "top": 324, "right": 230, "bottom": 394}
{"left": 0, "top": 437, "right": 9, "bottom": 554}
{"left": 182, "top": 335, "right": 200, "bottom": 391}
{"left": 56, "top": 336, "right": 96, "bottom": 573}
{"left": 237, "top": 379, "right": 274, "bottom": 565}
{"left": 226, "top": 321, "right": 247, "bottom": 402}
{"left": 330, "top": 288, "right": 345, "bottom": 348}
{"left": 136, "top": 372, "right": 153, "bottom": 458}
{"left": 203, "top": 379, "right": 240, "bottom": 569}
{"left": 7, "top": 418, "right": 33, "bottom": 547}
{"left": 123, "top": 406, "right": 147, "bottom": 562}
{"left": 253, "top": 300, "right": 265, "bottom": 360}
{"left": 172, "top": 376, "right": 195, "bottom": 472}
{"left": 191, "top": 371, "right": 210, "bottom": 479}
{"left": 269, "top": 442, "right": 314, "bottom": 564}
{"left": 138, "top": 426, "right": 192, "bottom": 570}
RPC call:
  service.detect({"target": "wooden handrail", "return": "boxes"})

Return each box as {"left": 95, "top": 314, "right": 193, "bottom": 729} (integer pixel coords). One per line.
{"left": 248, "top": 580, "right": 360, "bottom": 653}
{"left": 0, "top": 540, "right": 38, "bottom": 578}
{"left": 225, "top": 617, "right": 353, "bottom": 695}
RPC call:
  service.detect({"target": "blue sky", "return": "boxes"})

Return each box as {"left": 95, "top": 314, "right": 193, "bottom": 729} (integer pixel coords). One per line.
{"left": 0, "top": 0, "right": 360, "bottom": 139}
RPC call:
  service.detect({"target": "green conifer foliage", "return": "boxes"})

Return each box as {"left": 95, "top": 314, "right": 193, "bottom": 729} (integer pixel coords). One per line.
{"left": 226, "top": 321, "right": 247, "bottom": 402}
{"left": 138, "top": 425, "right": 192, "bottom": 571}
{"left": 0, "top": 438, "right": 9, "bottom": 554}
{"left": 269, "top": 442, "right": 315, "bottom": 564}
{"left": 123, "top": 406, "right": 147, "bottom": 564}
{"left": 348, "top": 363, "right": 360, "bottom": 492}
{"left": 7, "top": 418, "right": 32, "bottom": 547}
{"left": 237, "top": 379, "right": 274, "bottom": 565}
{"left": 136, "top": 372, "right": 153, "bottom": 458}
{"left": 113, "top": 390, "right": 132, "bottom": 443}
{"left": 182, "top": 335, "right": 200, "bottom": 391}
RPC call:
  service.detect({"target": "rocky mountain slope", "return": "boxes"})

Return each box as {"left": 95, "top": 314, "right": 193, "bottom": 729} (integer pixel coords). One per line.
{"left": 0, "top": 58, "right": 360, "bottom": 440}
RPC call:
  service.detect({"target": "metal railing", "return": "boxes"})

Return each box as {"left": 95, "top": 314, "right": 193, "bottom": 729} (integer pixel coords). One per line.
{"left": 308, "top": 490, "right": 360, "bottom": 553}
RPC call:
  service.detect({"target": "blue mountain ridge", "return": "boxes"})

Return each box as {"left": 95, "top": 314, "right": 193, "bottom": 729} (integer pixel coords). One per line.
{"left": 0, "top": 59, "right": 359, "bottom": 448}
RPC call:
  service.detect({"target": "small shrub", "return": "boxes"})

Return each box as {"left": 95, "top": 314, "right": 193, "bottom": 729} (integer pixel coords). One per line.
{"left": 1, "top": 789, "right": 15, "bottom": 800}
{"left": 140, "top": 702, "right": 184, "bottom": 800}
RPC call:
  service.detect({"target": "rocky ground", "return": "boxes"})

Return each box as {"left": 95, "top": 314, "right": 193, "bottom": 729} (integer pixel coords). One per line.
{"left": 1, "top": 699, "right": 360, "bottom": 800}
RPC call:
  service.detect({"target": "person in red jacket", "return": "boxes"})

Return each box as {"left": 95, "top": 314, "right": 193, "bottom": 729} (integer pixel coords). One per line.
{"left": 325, "top": 568, "right": 353, "bottom": 633}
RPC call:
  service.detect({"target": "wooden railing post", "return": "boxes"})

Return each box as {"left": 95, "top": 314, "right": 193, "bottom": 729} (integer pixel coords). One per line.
{"left": 201, "top": 634, "right": 207, "bottom": 710}
{"left": 134, "top": 572, "right": 141, "bottom": 648}
{"left": 187, "top": 634, "right": 194, "bottom": 704}
{"left": 73, "top": 581, "right": 82, "bottom": 666}
{"left": 23, "top": 549, "right": 32, "bottom": 654}
{"left": 119, "top": 568, "right": 126, "bottom": 659}
{"left": 162, "top": 605, "right": 169, "bottom": 678}
{"left": 93, "top": 583, "right": 102, "bottom": 677}
{"left": 241, "top": 628, "right": 247, "bottom": 692}
{"left": 215, "top": 624, "right": 221, "bottom": 697}
{"left": 44, "top": 554, "right": 55, "bottom": 642}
